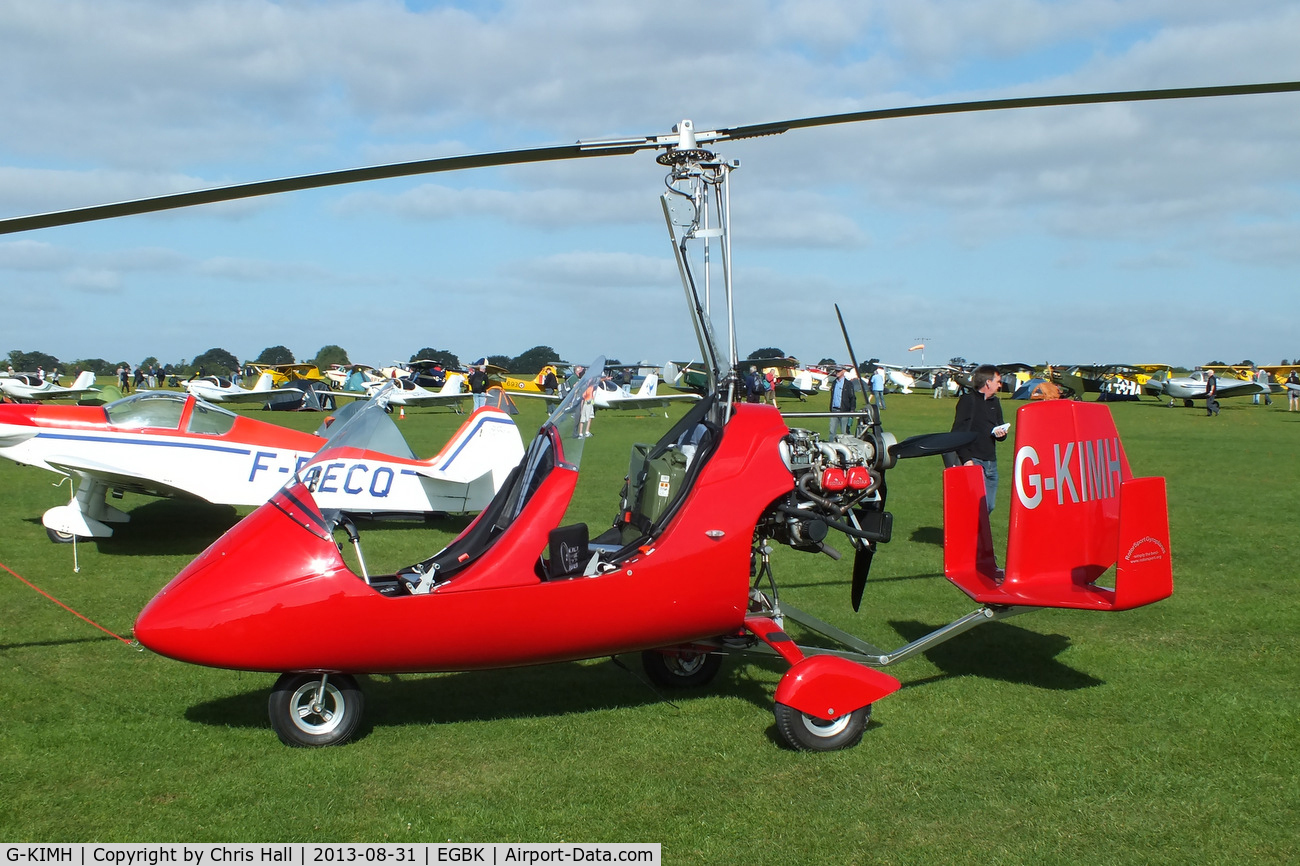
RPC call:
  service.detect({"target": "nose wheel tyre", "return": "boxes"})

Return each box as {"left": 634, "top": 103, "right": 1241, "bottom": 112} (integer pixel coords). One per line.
{"left": 268, "top": 673, "right": 364, "bottom": 747}
{"left": 774, "top": 702, "right": 870, "bottom": 752}
{"left": 641, "top": 649, "right": 722, "bottom": 688}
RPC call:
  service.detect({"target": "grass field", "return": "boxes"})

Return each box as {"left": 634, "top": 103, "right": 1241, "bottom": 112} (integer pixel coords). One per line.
{"left": 1, "top": 388, "right": 1297, "bottom": 863}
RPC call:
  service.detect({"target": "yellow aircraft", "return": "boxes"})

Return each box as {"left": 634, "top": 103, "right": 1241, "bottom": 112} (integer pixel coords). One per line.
{"left": 1204, "top": 363, "right": 1300, "bottom": 385}
{"left": 245, "top": 363, "right": 329, "bottom": 387}
{"left": 499, "top": 364, "right": 564, "bottom": 394}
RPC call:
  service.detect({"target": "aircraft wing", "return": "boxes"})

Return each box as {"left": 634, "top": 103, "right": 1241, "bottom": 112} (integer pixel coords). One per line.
{"left": 41, "top": 454, "right": 198, "bottom": 500}
{"left": 206, "top": 387, "right": 301, "bottom": 404}
{"left": 395, "top": 391, "right": 470, "bottom": 407}
{"left": 1215, "top": 379, "right": 1267, "bottom": 398}
{"left": 505, "top": 390, "right": 562, "bottom": 403}
{"left": 606, "top": 393, "right": 701, "bottom": 410}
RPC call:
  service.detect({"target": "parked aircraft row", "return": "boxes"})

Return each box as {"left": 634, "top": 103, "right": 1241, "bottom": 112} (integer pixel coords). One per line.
{"left": 7, "top": 355, "right": 1292, "bottom": 416}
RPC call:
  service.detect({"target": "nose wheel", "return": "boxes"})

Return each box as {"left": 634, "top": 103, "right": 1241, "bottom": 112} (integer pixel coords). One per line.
{"left": 774, "top": 702, "right": 871, "bottom": 752}
{"left": 268, "top": 673, "right": 364, "bottom": 747}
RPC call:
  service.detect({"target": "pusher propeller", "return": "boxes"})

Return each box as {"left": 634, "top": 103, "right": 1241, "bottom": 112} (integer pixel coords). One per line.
{"left": 890, "top": 431, "right": 976, "bottom": 461}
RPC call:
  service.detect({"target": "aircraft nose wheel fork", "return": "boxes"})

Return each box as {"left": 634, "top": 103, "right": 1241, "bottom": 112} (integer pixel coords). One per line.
{"left": 268, "top": 672, "right": 365, "bottom": 747}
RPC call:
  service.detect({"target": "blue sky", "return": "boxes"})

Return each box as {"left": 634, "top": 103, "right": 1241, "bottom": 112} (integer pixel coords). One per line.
{"left": 2, "top": 1, "right": 1298, "bottom": 371}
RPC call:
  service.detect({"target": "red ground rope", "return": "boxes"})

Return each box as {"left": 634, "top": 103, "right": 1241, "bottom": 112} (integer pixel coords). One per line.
{"left": 0, "top": 559, "right": 135, "bottom": 646}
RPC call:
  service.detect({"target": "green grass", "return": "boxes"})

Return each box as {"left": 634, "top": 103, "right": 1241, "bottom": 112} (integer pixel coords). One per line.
{"left": 1, "top": 392, "right": 1297, "bottom": 862}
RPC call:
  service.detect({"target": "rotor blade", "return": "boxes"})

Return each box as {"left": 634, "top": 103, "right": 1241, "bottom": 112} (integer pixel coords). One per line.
{"left": 714, "top": 81, "right": 1300, "bottom": 142}
{"left": 0, "top": 141, "right": 640, "bottom": 235}
{"left": 4, "top": 80, "right": 1297, "bottom": 236}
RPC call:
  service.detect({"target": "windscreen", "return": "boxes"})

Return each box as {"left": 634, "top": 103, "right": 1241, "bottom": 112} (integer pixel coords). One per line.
{"left": 104, "top": 392, "right": 187, "bottom": 429}
{"left": 304, "top": 382, "right": 415, "bottom": 462}
{"left": 544, "top": 357, "right": 605, "bottom": 470}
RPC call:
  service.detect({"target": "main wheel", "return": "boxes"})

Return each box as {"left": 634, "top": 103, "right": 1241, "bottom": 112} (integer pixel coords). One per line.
{"left": 45, "top": 527, "right": 85, "bottom": 544}
{"left": 268, "top": 673, "right": 364, "bottom": 747}
{"left": 641, "top": 650, "right": 722, "bottom": 688}
{"left": 774, "top": 702, "right": 870, "bottom": 752}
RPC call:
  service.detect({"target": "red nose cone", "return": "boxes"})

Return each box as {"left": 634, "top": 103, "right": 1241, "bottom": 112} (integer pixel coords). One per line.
{"left": 134, "top": 491, "right": 349, "bottom": 671}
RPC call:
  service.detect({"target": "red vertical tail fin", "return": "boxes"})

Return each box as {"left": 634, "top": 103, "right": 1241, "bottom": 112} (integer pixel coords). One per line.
{"left": 943, "top": 401, "right": 1172, "bottom": 611}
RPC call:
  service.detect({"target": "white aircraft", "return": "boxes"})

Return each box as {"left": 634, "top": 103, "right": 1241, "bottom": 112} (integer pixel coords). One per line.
{"left": 516, "top": 371, "right": 699, "bottom": 416}
{"left": 323, "top": 364, "right": 381, "bottom": 390}
{"left": 0, "top": 386, "right": 524, "bottom": 542}
{"left": 357, "top": 372, "right": 469, "bottom": 409}
{"left": 182, "top": 372, "right": 300, "bottom": 404}
{"left": 1144, "top": 369, "right": 1266, "bottom": 406}
{"left": 0, "top": 370, "right": 100, "bottom": 402}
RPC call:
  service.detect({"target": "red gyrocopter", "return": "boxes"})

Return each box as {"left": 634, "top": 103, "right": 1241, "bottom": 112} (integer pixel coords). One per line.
{"left": 8, "top": 83, "right": 1280, "bottom": 748}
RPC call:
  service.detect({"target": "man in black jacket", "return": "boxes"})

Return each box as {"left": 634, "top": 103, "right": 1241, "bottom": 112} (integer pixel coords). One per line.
{"left": 828, "top": 366, "right": 857, "bottom": 436}
{"left": 1205, "top": 369, "right": 1219, "bottom": 416}
{"left": 468, "top": 361, "right": 490, "bottom": 410}
{"left": 952, "top": 364, "right": 1009, "bottom": 513}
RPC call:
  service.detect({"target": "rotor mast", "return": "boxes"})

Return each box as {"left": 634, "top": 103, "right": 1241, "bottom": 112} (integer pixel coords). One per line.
{"left": 657, "top": 120, "right": 741, "bottom": 422}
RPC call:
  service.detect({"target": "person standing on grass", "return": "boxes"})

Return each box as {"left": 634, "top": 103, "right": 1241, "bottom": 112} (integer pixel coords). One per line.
{"left": 951, "top": 364, "right": 1008, "bottom": 514}
{"left": 828, "top": 366, "right": 856, "bottom": 436}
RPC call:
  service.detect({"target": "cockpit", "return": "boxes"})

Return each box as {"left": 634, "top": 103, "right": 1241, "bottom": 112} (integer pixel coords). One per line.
{"left": 104, "top": 392, "right": 238, "bottom": 435}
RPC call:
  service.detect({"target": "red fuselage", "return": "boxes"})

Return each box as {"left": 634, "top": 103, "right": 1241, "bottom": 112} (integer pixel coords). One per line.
{"left": 134, "top": 404, "right": 797, "bottom": 674}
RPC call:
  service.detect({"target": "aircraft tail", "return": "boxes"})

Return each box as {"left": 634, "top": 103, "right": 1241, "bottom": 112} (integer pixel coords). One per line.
{"left": 440, "top": 373, "right": 467, "bottom": 395}
{"left": 943, "top": 400, "right": 1172, "bottom": 611}
{"left": 637, "top": 372, "right": 659, "bottom": 397}
{"left": 419, "top": 406, "right": 525, "bottom": 489}
{"left": 71, "top": 370, "right": 95, "bottom": 390}
{"left": 251, "top": 372, "right": 276, "bottom": 392}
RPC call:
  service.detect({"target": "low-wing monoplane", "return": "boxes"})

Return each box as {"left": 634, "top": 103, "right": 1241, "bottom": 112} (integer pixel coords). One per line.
{"left": 1144, "top": 369, "right": 1265, "bottom": 406}
{"left": 350, "top": 372, "right": 469, "bottom": 410}
{"left": 0, "top": 387, "right": 524, "bottom": 542}
{"left": 0, "top": 370, "right": 100, "bottom": 403}
{"left": 182, "top": 372, "right": 302, "bottom": 404}
{"left": 514, "top": 370, "right": 699, "bottom": 416}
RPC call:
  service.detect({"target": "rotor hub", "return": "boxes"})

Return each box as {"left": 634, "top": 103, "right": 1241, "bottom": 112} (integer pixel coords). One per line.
{"left": 657, "top": 148, "right": 715, "bottom": 167}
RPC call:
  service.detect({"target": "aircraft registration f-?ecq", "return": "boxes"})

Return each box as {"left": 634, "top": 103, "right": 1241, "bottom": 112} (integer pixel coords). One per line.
{"left": 0, "top": 386, "right": 523, "bottom": 543}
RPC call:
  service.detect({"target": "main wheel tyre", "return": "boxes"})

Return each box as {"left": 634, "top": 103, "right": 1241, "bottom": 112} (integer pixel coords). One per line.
{"left": 45, "top": 527, "right": 85, "bottom": 544}
{"left": 774, "top": 702, "right": 870, "bottom": 752}
{"left": 268, "top": 673, "right": 364, "bottom": 747}
{"left": 641, "top": 650, "right": 722, "bottom": 688}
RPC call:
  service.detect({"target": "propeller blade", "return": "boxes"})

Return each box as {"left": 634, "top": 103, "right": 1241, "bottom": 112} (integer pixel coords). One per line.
{"left": 5, "top": 81, "right": 1296, "bottom": 236}
{"left": 833, "top": 303, "right": 874, "bottom": 417}
{"left": 890, "top": 431, "right": 977, "bottom": 460}
{"left": 850, "top": 544, "right": 874, "bottom": 612}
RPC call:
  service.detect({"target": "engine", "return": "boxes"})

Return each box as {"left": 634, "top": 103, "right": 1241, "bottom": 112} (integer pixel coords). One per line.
{"left": 765, "top": 428, "right": 895, "bottom": 553}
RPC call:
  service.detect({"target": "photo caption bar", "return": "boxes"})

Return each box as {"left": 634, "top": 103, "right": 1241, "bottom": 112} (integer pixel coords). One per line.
{"left": 2, "top": 846, "right": 660, "bottom": 866}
